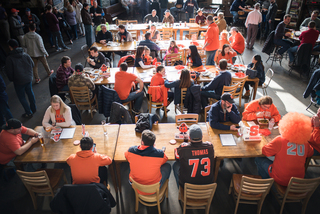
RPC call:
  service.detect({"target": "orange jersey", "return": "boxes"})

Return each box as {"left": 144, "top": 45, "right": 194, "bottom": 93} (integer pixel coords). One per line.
{"left": 242, "top": 99, "right": 281, "bottom": 122}
{"left": 229, "top": 32, "right": 245, "bottom": 54}
{"left": 55, "top": 109, "right": 66, "bottom": 123}
{"left": 143, "top": 55, "right": 153, "bottom": 65}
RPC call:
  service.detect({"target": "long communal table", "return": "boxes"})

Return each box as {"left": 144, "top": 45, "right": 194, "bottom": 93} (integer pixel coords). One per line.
{"left": 108, "top": 23, "right": 207, "bottom": 40}
{"left": 14, "top": 125, "right": 121, "bottom": 192}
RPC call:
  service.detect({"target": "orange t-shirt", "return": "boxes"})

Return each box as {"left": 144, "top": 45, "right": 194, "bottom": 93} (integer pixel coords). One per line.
{"left": 229, "top": 32, "right": 245, "bottom": 54}
{"left": 143, "top": 55, "right": 153, "bottom": 65}
{"left": 114, "top": 71, "right": 138, "bottom": 100}
{"left": 216, "top": 51, "right": 237, "bottom": 64}
{"left": 205, "top": 22, "right": 219, "bottom": 51}
{"left": 55, "top": 109, "right": 66, "bottom": 123}
{"left": 219, "top": 38, "right": 230, "bottom": 50}
{"left": 0, "top": 126, "right": 28, "bottom": 164}
{"left": 67, "top": 150, "right": 112, "bottom": 184}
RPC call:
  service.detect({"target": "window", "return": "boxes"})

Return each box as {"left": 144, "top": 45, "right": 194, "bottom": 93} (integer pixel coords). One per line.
{"left": 212, "top": 0, "right": 223, "bottom": 4}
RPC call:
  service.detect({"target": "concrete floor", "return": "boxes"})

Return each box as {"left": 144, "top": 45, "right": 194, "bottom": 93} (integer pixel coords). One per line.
{"left": 1, "top": 26, "right": 320, "bottom": 214}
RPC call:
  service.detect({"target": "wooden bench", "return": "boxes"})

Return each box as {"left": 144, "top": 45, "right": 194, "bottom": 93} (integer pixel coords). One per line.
{"left": 103, "top": 3, "right": 126, "bottom": 24}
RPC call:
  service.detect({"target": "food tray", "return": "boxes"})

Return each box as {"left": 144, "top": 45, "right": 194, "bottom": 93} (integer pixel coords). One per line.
{"left": 257, "top": 118, "right": 269, "bottom": 125}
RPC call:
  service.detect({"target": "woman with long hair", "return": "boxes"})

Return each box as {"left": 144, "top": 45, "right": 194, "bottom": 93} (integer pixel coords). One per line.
{"left": 42, "top": 95, "right": 75, "bottom": 128}
{"left": 163, "top": 40, "right": 179, "bottom": 60}
{"left": 187, "top": 45, "right": 202, "bottom": 67}
{"left": 65, "top": 4, "right": 78, "bottom": 40}
{"left": 134, "top": 46, "right": 155, "bottom": 68}
{"left": 243, "top": 54, "right": 265, "bottom": 98}
{"left": 215, "top": 44, "right": 237, "bottom": 65}
{"left": 148, "top": 24, "right": 160, "bottom": 42}
{"left": 165, "top": 69, "right": 193, "bottom": 105}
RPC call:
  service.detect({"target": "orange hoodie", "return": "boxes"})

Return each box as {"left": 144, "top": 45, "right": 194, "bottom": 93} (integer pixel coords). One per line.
{"left": 242, "top": 99, "right": 281, "bottom": 122}
{"left": 229, "top": 32, "right": 245, "bottom": 54}
{"left": 67, "top": 150, "right": 112, "bottom": 184}
{"left": 205, "top": 22, "right": 219, "bottom": 51}
{"left": 309, "top": 127, "right": 320, "bottom": 153}
{"left": 216, "top": 50, "right": 237, "bottom": 64}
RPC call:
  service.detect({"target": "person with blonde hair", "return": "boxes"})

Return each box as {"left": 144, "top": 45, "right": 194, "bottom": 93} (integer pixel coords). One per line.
{"left": 42, "top": 95, "right": 75, "bottom": 128}
{"left": 219, "top": 30, "right": 230, "bottom": 50}
{"left": 242, "top": 96, "right": 281, "bottom": 122}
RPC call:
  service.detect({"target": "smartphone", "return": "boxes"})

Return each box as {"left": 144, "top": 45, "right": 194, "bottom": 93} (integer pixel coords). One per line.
{"left": 236, "top": 126, "right": 240, "bottom": 128}
{"left": 92, "top": 143, "right": 96, "bottom": 152}
{"left": 162, "top": 146, "right": 166, "bottom": 152}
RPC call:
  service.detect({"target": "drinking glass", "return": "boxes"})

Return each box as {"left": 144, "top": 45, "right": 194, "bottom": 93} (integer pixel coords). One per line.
{"left": 101, "top": 120, "right": 108, "bottom": 135}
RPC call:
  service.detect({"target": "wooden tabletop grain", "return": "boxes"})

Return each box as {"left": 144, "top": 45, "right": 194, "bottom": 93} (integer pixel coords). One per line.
{"left": 114, "top": 123, "right": 211, "bottom": 162}
{"left": 14, "top": 125, "right": 120, "bottom": 164}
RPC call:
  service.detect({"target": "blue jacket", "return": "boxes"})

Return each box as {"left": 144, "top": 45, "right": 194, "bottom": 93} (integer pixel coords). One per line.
{"left": 208, "top": 100, "right": 241, "bottom": 130}
{"left": 230, "top": 0, "right": 246, "bottom": 12}
{"left": 165, "top": 80, "right": 194, "bottom": 104}
{"left": 0, "top": 74, "right": 8, "bottom": 101}
{"left": 201, "top": 71, "right": 231, "bottom": 97}
{"left": 138, "top": 39, "right": 160, "bottom": 51}
{"left": 183, "top": 0, "right": 199, "bottom": 14}
{"left": 98, "top": 86, "right": 121, "bottom": 117}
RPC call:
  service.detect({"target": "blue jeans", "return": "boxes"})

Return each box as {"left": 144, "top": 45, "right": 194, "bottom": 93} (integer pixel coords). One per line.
{"left": 201, "top": 90, "right": 220, "bottom": 108}
{"left": 160, "top": 163, "right": 171, "bottom": 188}
{"left": 287, "top": 45, "right": 298, "bottom": 63}
{"left": 14, "top": 82, "right": 36, "bottom": 115}
{"left": 84, "top": 24, "right": 93, "bottom": 47}
{"left": 70, "top": 24, "right": 78, "bottom": 39}
{"left": 45, "top": 27, "right": 54, "bottom": 47}
{"left": 173, "top": 161, "right": 180, "bottom": 188}
{"left": 255, "top": 157, "right": 272, "bottom": 179}
{"left": 206, "top": 50, "right": 217, "bottom": 65}
{"left": 0, "top": 97, "right": 13, "bottom": 127}
{"left": 52, "top": 31, "right": 67, "bottom": 50}
{"left": 121, "top": 91, "right": 144, "bottom": 112}
{"left": 274, "top": 39, "right": 293, "bottom": 55}
{"left": 231, "top": 11, "right": 239, "bottom": 24}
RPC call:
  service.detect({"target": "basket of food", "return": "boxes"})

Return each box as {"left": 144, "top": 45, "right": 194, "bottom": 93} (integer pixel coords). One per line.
{"left": 257, "top": 118, "right": 269, "bottom": 125}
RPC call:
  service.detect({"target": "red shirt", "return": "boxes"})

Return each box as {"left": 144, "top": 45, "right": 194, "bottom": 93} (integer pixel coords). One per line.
{"left": 0, "top": 126, "right": 28, "bottom": 164}
{"left": 67, "top": 150, "right": 112, "bottom": 184}
{"left": 262, "top": 136, "right": 313, "bottom": 186}
{"left": 299, "top": 28, "right": 319, "bottom": 48}
{"left": 205, "top": 22, "right": 219, "bottom": 51}
{"left": 114, "top": 71, "right": 138, "bottom": 100}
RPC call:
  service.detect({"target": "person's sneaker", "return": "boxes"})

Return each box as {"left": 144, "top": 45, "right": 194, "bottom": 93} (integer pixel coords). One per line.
{"left": 242, "top": 90, "right": 251, "bottom": 99}
{"left": 35, "top": 78, "right": 41, "bottom": 84}
{"left": 131, "top": 109, "right": 140, "bottom": 115}
{"left": 56, "top": 48, "right": 62, "bottom": 52}
{"left": 63, "top": 47, "right": 71, "bottom": 51}
{"left": 22, "top": 113, "right": 33, "bottom": 118}
{"left": 288, "top": 62, "right": 294, "bottom": 67}
{"left": 48, "top": 70, "right": 54, "bottom": 76}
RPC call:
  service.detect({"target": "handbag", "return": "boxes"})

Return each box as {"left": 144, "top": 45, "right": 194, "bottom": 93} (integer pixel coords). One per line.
{"left": 62, "top": 20, "right": 71, "bottom": 30}
{"left": 245, "top": 68, "right": 257, "bottom": 79}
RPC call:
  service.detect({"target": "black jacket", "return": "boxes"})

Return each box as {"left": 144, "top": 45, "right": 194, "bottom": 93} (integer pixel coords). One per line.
{"left": 304, "top": 69, "right": 320, "bottom": 98}
{"left": 81, "top": 8, "right": 92, "bottom": 25}
{"left": 90, "top": 6, "right": 104, "bottom": 26}
{"left": 295, "top": 43, "right": 312, "bottom": 74}
{"left": 98, "top": 86, "right": 121, "bottom": 117}
{"left": 96, "top": 30, "right": 113, "bottom": 43}
{"left": 184, "top": 85, "right": 201, "bottom": 114}
{"left": 266, "top": 2, "right": 278, "bottom": 21}
{"left": 22, "top": 13, "right": 40, "bottom": 33}
{"left": 5, "top": 48, "right": 34, "bottom": 85}
{"left": 262, "top": 31, "right": 275, "bottom": 55}
{"left": 109, "top": 102, "right": 133, "bottom": 124}
{"left": 50, "top": 183, "right": 116, "bottom": 214}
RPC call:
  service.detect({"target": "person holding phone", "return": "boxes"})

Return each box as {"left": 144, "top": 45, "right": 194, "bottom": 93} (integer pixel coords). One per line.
{"left": 208, "top": 93, "right": 241, "bottom": 130}
{"left": 67, "top": 137, "right": 112, "bottom": 184}
{"left": 42, "top": 95, "right": 76, "bottom": 130}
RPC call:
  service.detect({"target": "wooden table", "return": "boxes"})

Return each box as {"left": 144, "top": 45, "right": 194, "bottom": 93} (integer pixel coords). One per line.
{"left": 290, "top": 31, "right": 320, "bottom": 43}
{"left": 14, "top": 125, "right": 121, "bottom": 191}
{"left": 113, "top": 123, "right": 211, "bottom": 192}
{"left": 205, "top": 122, "right": 279, "bottom": 182}
{"left": 108, "top": 23, "right": 207, "bottom": 40}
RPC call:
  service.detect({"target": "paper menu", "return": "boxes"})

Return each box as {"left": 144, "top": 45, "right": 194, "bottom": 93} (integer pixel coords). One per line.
{"left": 60, "top": 128, "right": 76, "bottom": 139}
{"left": 219, "top": 134, "right": 237, "bottom": 146}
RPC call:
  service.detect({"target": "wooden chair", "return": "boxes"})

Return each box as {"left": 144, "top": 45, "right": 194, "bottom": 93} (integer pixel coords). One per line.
{"left": 179, "top": 183, "right": 217, "bottom": 214}
{"left": 148, "top": 86, "right": 168, "bottom": 117}
{"left": 17, "top": 169, "right": 67, "bottom": 210}
{"left": 175, "top": 88, "right": 187, "bottom": 114}
{"left": 189, "top": 18, "right": 195, "bottom": 23}
{"left": 127, "top": 20, "right": 138, "bottom": 24}
{"left": 272, "top": 177, "right": 320, "bottom": 214}
{"left": 161, "top": 27, "right": 173, "bottom": 40}
{"left": 209, "top": 83, "right": 240, "bottom": 105}
{"left": 69, "top": 86, "right": 98, "bottom": 118}
{"left": 175, "top": 114, "right": 199, "bottom": 125}
{"left": 228, "top": 174, "right": 274, "bottom": 214}
{"left": 117, "top": 19, "right": 127, "bottom": 25}
{"left": 231, "top": 76, "right": 247, "bottom": 107}
{"left": 131, "top": 177, "right": 169, "bottom": 214}
{"left": 185, "top": 27, "right": 199, "bottom": 40}
{"left": 204, "top": 105, "right": 211, "bottom": 122}
{"left": 165, "top": 53, "right": 181, "bottom": 66}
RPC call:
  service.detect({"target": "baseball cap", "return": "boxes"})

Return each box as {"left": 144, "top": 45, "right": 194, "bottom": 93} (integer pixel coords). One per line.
{"left": 165, "top": 9, "right": 170, "bottom": 13}
{"left": 7, "top": 39, "right": 19, "bottom": 48}
{"left": 221, "top": 93, "right": 235, "bottom": 103}
{"left": 189, "top": 124, "right": 202, "bottom": 141}
{"left": 1, "top": 118, "right": 22, "bottom": 130}
{"left": 75, "top": 63, "right": 84, "bottom": 73}
{"left": 25, "top": 8, "right": 31, "bottom": 12}
{"left": 11, "top": 8, "right": 19, "bottom": 13}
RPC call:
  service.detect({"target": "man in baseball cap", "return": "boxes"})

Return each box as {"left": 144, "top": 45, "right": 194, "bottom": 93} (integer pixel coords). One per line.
{"left": 173, "top": 124, "right": 215, "bottom": 188}
{"left": 0, "top": 118, "right": 39, "bottom": 165}
{"left": 208, "top": 92, "right": 241, "bottom": 130}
